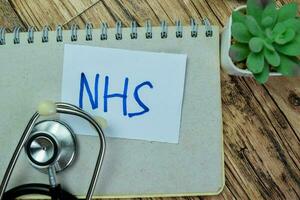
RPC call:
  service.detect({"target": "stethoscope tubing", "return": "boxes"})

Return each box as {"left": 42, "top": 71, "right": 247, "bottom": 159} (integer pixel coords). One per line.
{"left": 0, "top": 112, "right": 39, "bottom": 199}
{"left": 0, "top": 102, "right": 106, "bottom": 200}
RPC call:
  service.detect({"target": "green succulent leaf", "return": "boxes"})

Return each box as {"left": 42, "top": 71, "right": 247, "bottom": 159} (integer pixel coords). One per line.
{"left": 262, "top": 17, "right": 274, "bottom": 28}
{"left": 272, "top": 22, "right": 287, "bottom": 39}
{"left": 265, "top": 28, "right": 273, "bottom": 40}
{"left": 245, "top": 16, "right": 264, "bottom": 36}
{"left": 253, "top": 63, "right": 270, "bottom": 84}
{"left": 264, "top": 48, "right": 280, "bottom": 67}
{"left": 275, "top": 28, "right": 296, "bottom": 44}
{"left": 283, "top": 18, "right": 300, "bottom": 33}
{"left": 264, "top": 40, "right": 275, "bottom": 51}
{"left": 275, "top": 34, "right": 300, "bottom": 56}
{"left": 232, "top": 11, "right": 246, "bottom": 23}
{"left": 277, "top": 55, "right": 300, "bottom": 76}
{"left": 247, "top": 52, "right": 265, "bottom": 73}
{"left": 278, "top": 3, "right": 298, "bottom": 22}
{"left": 249, "top": 37, "right": 264, "bottom": 52}
{"left": 247, "top": 0, "right": 271, "bottom": 23}
{"left": 261, "top": 3, "right": 277, "bottom": 28}
{"left": 229, "top": 43, "right": 250, "bottom": 62}
{"left": 232, "top": 22, "right": 252, "bottom": 43}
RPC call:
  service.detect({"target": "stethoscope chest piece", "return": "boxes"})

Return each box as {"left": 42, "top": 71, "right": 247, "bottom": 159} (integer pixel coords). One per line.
{"left": 25, "top": 120, "right": 76, "bottom": 173}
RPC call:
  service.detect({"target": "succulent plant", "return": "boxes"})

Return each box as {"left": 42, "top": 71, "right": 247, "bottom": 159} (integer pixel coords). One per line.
{"left": 229, "top": 0, "right": 300, "bottom": 83}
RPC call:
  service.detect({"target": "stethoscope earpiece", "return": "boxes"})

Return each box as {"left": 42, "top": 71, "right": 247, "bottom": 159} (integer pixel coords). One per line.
{"left": 0, "top": 101, "right": 106, "bottom": 200}
{"left": 37, "top": 100, "right": 58, "bottom": 116}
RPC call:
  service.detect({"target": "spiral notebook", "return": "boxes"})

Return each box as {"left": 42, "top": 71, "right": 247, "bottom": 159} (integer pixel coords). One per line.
{"left": 0, "top": 20, "right": 224, "bottom": 197}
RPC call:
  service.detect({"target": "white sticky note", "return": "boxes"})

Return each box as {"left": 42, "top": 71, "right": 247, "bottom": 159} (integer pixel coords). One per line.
{"left": 61, "top": 44, "right": 187, "bottom": 143}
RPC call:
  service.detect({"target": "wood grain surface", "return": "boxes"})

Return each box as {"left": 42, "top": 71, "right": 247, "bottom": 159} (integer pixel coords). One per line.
{"left": 0, "top": 0, "right": 299, "bottom": 199}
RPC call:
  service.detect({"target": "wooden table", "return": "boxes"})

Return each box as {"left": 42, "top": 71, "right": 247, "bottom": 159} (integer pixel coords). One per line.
{"left": 0, "top": 0, "right": 299, "bottom": 199}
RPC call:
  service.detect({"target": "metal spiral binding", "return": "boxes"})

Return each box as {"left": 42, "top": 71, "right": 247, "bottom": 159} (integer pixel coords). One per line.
{"left": 130, "top": 21, "right": 137, "bottom": 39}
{"left": 190, "top": 19, "right": 198, "bottom": 37}
{"left": 56, "top": 25, "right": 63, "bottom": 42}
{"left": 175, "top": 20, "right": 183, "bottom": 38}
{"left": 13, "top": 27, "right": 21, "bottom": 44}
{"left": 145, "top": 20, "right": 152, "bottom": 39}
{"left": 115, "top": 21, "right": 122, "bottom": 40}
{"left": 70, "top": 24, "right": 78, "bottom": 42}
{"left": 203, "top": 18, "right": 213, "bottom": 37}
{"left": 0, "top": 27, "right": 6, "bottom": 45}
{"left": 100, "top": 22, "right": 108, "bottom": 40}
{"left": 42, "top": 26, "right": 50, "bottom": 43}
{"left": 86, "top": 23, "right": 93, "bottom": 41}
{"left": 27, "top": 27, "right": 35, "bottom": 43}
{"left": 0, "top": 19, "right": 213, "bottom": 45}
{"left": 160, "top": 20, "right": 168, "bottom": 39}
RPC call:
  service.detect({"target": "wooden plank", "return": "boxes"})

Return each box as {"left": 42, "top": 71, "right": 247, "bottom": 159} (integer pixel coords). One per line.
{"left": 9, "top": 0, "right": 100, "bottom": 30}
{"left": 244, "top": 77, "right": 300, "bottom": 183}
{"left": 66, "top": 0, "right": 161, "bottom": 28}
{"left": 67, "top": 1, "right": 116, "bottom": 28}
{"left": 183, "top": 0, "right": 220, "bottom": 26}
{"left": 265, "top": 78, "right": 300, "bottom": 139}
{"left": 221, "top": 75, "right": 299, "bottom": 199}
{"left": 144, "top": 0, "right": 173, "bottom": 25}
{"left": 0, "top": 0, "right": 25, "bottom": 31}
{"left": 116, "top": 0, "right": 160, "bottom": 26}
{"left": 148, "top": 0, "right": 191, "bottom": 25}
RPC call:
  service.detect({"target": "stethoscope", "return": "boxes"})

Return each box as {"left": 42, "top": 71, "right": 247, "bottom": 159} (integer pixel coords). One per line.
{"left": 0, "top": 101, "right": 106, "bottom": 200}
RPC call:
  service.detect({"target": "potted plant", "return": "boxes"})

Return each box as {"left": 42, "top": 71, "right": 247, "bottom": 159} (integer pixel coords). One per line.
{"left": 221, "top": 0, "right": 300, "bottom": 83}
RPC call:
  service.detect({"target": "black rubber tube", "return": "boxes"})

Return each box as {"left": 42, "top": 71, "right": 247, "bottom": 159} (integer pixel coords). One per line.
{"left": 2, "top": 183, "right": 77, "bottom": 200}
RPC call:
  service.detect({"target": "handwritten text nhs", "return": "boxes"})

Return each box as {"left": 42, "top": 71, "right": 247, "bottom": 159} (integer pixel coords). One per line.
{"left": 79, "top": 72, "right": 154, "bottom": 118}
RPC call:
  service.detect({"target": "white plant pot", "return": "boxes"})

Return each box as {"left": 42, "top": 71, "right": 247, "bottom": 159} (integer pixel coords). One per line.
{"left": 221, "top": 5, "right": 281, "bottom": 76}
